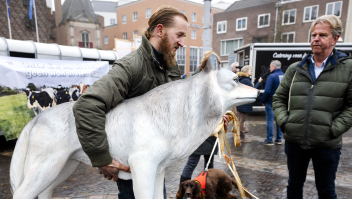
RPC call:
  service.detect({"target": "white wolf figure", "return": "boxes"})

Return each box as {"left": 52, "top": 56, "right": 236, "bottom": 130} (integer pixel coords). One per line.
{"left": 10, "top": 55, "right": 258, "bottom": 199}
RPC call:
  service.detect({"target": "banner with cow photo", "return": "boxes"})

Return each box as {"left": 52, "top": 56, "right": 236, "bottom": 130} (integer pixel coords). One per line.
{"left": 0, "top": 56, "right": 109, "bottom": 140}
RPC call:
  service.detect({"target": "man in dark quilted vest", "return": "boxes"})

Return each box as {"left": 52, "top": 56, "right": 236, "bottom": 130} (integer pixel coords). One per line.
{"left": 273, "top": 15, "right": 352, "bottom": 199}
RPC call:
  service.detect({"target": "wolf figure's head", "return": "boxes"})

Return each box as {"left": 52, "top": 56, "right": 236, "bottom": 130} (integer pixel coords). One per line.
{"left": 201, "top": 54, "right": 259, "bottom": 111}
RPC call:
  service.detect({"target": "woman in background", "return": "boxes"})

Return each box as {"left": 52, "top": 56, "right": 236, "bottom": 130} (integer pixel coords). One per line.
{"left": 236, "top": 65, "right": 262, "bottom": 142}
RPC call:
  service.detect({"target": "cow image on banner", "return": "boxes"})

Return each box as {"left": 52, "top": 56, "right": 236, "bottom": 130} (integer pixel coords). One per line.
{"left": 0, "top": 56, "right": 109, "bottom": 140}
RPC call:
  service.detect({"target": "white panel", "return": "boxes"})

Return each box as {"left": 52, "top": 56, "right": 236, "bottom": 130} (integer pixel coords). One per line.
{"left": 81, "top": 48, "right": 99, "bottom": 59}
{"left": 35, "top": 42, "right": 60, "bottom": 58}
{"left": 99, "top": 50, "right": 117, "bottom": 61}
{"left": 61, "top": 56, "right": 82, "bottom": 61}
{"left": 7, "top": 39, "right": 35, "bottom": 53}
{"left": 37, "top": 54, "right": 60, "bottom": 60}
{"left": 59, "top": 45, "right": 81, "bottom": 59}
{"left": 0, "top": 51, "right": 7, "bottom": 56}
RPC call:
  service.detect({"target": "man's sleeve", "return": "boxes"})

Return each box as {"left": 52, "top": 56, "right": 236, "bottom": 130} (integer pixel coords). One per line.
{"left": 73, "top": 62, "right": 132, "bottom": 167}
{"left": 273, "top": 66, "right": 295, "bottom": 128}
{"left": 261, "top": 75, "right": 273, "bottom": 104}
{"left": 331, "top": 64, "right": 352, "bottom": 138}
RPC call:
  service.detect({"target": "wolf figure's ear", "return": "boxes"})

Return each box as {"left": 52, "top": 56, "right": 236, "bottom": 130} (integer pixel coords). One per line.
{"left": 203, "top": 54, "right": 220, "bottom": 73}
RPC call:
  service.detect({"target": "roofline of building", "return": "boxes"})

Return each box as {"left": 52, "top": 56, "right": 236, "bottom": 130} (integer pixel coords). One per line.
{"left": 177, "top": 0, "right": 225, "bottom": 11}
{"left": 105, "top": 24, "right": 117, "bottom": 28}
{"left": 116, "top": 0, "right": 224, "bottom": 11}
{"left": 117, "top": 0, "right": 146, "bottom": 8}
{"left": 215, "top": 1, "right": 276, "bottom": 15}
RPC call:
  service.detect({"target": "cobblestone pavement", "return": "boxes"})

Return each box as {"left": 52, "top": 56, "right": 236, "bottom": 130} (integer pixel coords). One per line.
{"left": 1, "top": 113, "right": 352, "bottom": 199}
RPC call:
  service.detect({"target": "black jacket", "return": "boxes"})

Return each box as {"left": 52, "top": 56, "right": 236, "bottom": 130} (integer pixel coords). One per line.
{"left": 236, "top": 72, "right": 261, "bottom": 113}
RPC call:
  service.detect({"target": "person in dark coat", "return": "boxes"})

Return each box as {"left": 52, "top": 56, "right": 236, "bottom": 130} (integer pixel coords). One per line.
{"left": 179, "top": 51, "right": 227, "bottom": 184}
{"left": 236, "top": 65, "right": 262, "bottom": 142}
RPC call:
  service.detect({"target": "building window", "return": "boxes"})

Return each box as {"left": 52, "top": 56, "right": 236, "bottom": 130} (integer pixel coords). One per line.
{"left": 110, "top": 18, "right": 116, "bottom": 25}
{"left": 236, "top": 17, "right": 247, "bottom": 31}
{"left": 123, "top": 32, "right": 127, "bottom": 40}
{"left": 177, "top": 47, "right": 186, "bottom": 75}
{"left": 282, "top": 9, "right": 296, "bottom": 25}
{"left": 304, "top": 5, "right": 318, "bottom": 22}
{"left": 146, "top": 8, "right": 151, "bottom": 18}
{"left": 202, "top": 15, "right": 204, "bottom": 23}
{"left": 326, "top": 1, "right": 342, "bottom": 17}
{"left": 104, "top": 36, "right": 108, "bottom": 44}
{"left": 221, "top": 38, "right": 243, "bottom": 56}
{"left": 82, "top": 33, "right": 89, "bottom": 48}
{"left": 133, "top": 30, "right": 138, "bottom": 37}
{"left": 192, "top": 13, "right": 197, "bottom": 22}
{"left": 199, "top": 48, "right": 203, "bottom": 64}
{"left": 190, "top": 47, "right": 199, "bottom": 73}
{"left": 191, "top": 30, "right": 196, "bottom": 39}
{"left": 180, "top": 10, "right": 185, "bottom": 14}
{"left": 258, "top": 13, "right": 270, "bottom": 28}
{"left": 82, "top": 17, "right": 87, "bottom": 22}
{"left": 282, "top": 32, "right": 295, "bottom": 43}
{"left": 133, "top": 12, "right": 138, "bottom": 22}
{"left": 122, "top": 15, "right": 127, "bottom": 24}
{"left": 217, "top": 21, "right": 227, "bottom": 34}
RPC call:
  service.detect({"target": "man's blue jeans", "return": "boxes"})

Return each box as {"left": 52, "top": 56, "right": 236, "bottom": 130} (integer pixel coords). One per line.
{"left": 117, "top": 179, "right": 167, "bottom": 199}
{"left": 285, "top": 141, "right": 341, "bottom": 199}
{"left": 265, "top": 102, "right": 282, "bottom": 142}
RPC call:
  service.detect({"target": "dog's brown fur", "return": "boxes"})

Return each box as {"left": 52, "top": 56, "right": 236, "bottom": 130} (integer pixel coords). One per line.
{"left": 176, "top": 168, "right": 252, "bottom": 199}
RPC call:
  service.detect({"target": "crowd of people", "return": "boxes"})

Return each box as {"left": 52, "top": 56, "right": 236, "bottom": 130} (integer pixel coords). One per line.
{"left": 72, "top": 4, "right": 352, "bottom": 199}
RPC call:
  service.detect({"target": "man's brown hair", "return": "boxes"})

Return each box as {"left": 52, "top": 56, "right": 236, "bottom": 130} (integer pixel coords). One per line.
{"left": 144, "top": 5, "right": 188, "bottom": 39}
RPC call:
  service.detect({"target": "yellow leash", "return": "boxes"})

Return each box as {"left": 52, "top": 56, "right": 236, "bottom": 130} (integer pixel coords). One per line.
{"left": 211, "top": 111, "right": 259, "bottom": 199}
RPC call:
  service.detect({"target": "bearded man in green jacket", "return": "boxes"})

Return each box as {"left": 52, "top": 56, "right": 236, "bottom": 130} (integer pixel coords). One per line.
{"left": 273, "top": 15, "right": 352, "bottom": 199}
{"left": 73, "top": 6, "right": 188, "bottom": 199}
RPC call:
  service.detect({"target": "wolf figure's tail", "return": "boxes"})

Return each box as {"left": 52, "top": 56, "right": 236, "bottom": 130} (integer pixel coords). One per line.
{"left": 10, "top": 117, "right": 38, "bottom": 194}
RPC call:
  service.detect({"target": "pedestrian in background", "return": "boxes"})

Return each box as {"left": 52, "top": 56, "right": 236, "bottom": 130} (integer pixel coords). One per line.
{"left": 273, "top": 15, "right": 352, "bottom": 198}
{"left": 236, "top": 65, "right": 263, "bottom": 142}
{"left": 262, "top": 60, "right": 284, "bottom": 145}
{"left": 231, "top": 62, "right": 240, "bottom": 116}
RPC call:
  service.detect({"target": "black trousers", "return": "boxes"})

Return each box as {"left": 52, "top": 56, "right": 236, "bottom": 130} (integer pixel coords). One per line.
{"left": 285, "top": 141, "right": 341, "bottom": 199}
{"left": 181, "top": 154, "right": 214, "bottom": 178}
{"left": 116, "top": 178, "right": 166, "bottom": 199}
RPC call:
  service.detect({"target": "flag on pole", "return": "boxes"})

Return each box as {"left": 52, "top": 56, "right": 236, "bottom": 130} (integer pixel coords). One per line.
{"left": 29, "top": 0, "right": 33, "bottom": 19}
{"left": 6, "top": 0, "right": 10, "bottom": 19}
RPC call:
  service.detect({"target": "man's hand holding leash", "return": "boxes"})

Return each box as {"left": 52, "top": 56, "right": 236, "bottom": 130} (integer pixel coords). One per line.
{"left": 223, "top": 115, "right": 230, "bottom": 130}
{"left": 98, "top": 159, "right": 131, "bottom": 181}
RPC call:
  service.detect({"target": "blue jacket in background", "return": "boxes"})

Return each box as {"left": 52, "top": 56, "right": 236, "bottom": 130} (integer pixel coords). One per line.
{"left": 262, "top": 68, "right": 284, "bottom": 104}
{"left": 236, "top": 72, "right": 261, "bottom": 113}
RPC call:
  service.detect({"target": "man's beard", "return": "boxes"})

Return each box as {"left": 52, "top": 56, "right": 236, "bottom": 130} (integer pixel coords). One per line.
{"left": 159, "top": 33, "right": 177, "bottom": 68}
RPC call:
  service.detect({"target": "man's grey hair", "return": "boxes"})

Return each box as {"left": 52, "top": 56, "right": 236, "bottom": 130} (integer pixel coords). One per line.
{"left": 309, "top": 15, "right": 342, "bottom": 38}
{"left": 231, "top": 62, "right": 239, "bottom": 70}
{"left": 271, "top": 60, "right": 281, "bottom": 69}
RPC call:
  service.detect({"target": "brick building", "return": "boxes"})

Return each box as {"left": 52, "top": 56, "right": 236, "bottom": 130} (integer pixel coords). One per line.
{"left": 104, "top": 0, "right": 226, "bottom": 76}
{"left": 52, "top": 0, "right": 104, "bottom": 49}
{"left": 0, "top": 0, "right": 54, "bottom": 43}
{"left": 213, "top": 0, "right": 350, "bottom": 68}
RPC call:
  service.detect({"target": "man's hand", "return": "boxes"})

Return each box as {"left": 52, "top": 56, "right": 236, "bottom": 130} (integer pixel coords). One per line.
{"left": 98, "top": 159, "right": 131, "bottom": 182}
{"left": 223, "top": 115, "right": 230, "bottom": 130}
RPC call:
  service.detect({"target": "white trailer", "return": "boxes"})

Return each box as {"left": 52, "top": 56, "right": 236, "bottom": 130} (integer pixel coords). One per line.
{"left": 233, "top": 43, "right": 352, "bottom": 111}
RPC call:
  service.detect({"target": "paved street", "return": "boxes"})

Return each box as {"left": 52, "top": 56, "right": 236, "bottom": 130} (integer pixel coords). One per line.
{"left": 1, "top": 113, "right": 352, "bottom": 199}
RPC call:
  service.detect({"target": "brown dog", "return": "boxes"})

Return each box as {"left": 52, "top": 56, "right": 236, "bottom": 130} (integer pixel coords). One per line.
{"left": 176, "top": 168, "right": 252, "bottom": 199}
